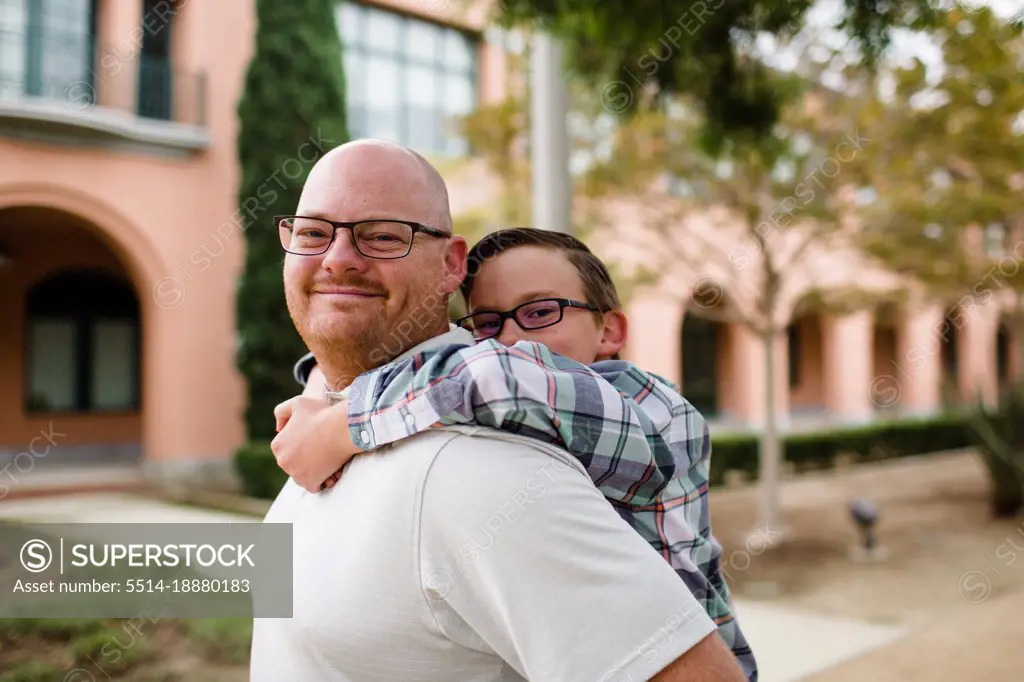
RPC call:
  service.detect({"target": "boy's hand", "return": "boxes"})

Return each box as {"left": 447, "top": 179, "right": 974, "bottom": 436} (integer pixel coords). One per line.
{"left": 271, "top": 396, "right": 363, "bottom": 493}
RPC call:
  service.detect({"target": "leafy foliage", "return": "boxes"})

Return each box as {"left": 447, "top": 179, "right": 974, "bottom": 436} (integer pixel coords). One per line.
{"left": 235, "top": 0, "right": 350, "bottom": 440}
{"left": 496, "top": 0, "right": 950, "bottom": 143}
{"left": 854, "top": 8, "right": 1024, "bottom": 293}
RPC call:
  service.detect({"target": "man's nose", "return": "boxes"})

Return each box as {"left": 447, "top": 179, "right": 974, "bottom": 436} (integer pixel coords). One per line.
{"left": 321, "top": 229, "right": 369, "bottom": 273}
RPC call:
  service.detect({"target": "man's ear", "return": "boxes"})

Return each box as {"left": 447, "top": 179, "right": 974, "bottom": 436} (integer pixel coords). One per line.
{"left": 444, "top": 236, "right": 469, "bottom": 297}
{"left": 597, "top": 309, "right": 628, "bottom": 359}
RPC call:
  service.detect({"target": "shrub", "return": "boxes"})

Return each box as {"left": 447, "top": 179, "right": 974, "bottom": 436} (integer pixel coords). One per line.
{"left": 235, "top": 413, "right": 974, "bottom": 500}
{"left": 234, "top": 441, "right": 287, "bottom": 500}
{"left": 234, "top": 0, "right": 349, "bottom": 442}
{"left": 181, "top": 618, "right": 253, "bottom": 664}
{"left": 69, "top": 628, "right": 151, "bottom": 675}
{"left": 0, "top": 661, "right": 64, "bottom": 682}
{"left": 968, "top": 383, "right": 1024, "bottom": 517}
{"left": 709, "top": 413, "right": 973, "bottom": 486}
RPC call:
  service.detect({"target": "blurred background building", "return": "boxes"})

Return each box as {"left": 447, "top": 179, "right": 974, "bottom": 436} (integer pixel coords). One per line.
{"left": 0, "top": 0, "right": 1018, "bottom": 483}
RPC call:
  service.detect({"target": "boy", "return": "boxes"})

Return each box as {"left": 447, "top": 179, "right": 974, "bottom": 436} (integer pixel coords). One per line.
{"left": 278, "top": 228, "right": 757, "bottom": 681}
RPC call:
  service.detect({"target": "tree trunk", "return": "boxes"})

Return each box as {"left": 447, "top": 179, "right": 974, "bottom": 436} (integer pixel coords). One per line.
{"left": 758, "top": 329, "right": 783, "bottom": 534}
{"left": 1015, "top": 292, "right": 1024, "bottom": 383}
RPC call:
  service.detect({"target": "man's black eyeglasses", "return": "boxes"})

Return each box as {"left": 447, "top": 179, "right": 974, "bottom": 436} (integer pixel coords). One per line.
{"left": 277, "top": 215, "right": 451, "bottom": 259}
{"left": 456, "top": 298, "right": 603, "bottom": 341}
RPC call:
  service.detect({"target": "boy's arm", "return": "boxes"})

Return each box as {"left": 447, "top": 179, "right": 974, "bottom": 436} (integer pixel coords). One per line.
{"left": 346, "top": 340, "right": 677, "bottom": 506}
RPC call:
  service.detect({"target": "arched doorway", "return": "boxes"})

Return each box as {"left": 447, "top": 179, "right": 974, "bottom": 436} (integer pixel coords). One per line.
{"left": 680, "top": 315, "right": 722, "bottom": 417}
{"left": 786, "top": 312, "right": 826, "bottom": 416}
{"left": 997, "top": 320, "right": 1014, "bottom": 391}
{"left": 0, "top": 205, "right": 145, "bottom": 465}
{"left": 940, "top": 307, "right": 962, "bottom": 405}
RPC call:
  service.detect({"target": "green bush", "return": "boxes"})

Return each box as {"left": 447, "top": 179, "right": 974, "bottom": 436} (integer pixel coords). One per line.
{"left": 181, "top": 618, "right": 253, "bottom": 664}
{"left": 236, "top": 413, "right": 973, "bottom": 500}
{"left": 968, "top": 383, "right": 1024, "bottom": 517}
{"left": 69, "top": 628, "right": 151, "bottom": 675}
{"left": 0, "top": 617, "right": 104, "bottom": 640}
{"left": 234, "top": 0, "right": 349, "bottom": 443}
{"left": 0, "top": 661, "right": 63, "bottom": 682}
{"left": 708, "top": 413, "right": 973, "bottom": 486}
{"left": 234, "top": 441, "right": 287, "bottom": 500}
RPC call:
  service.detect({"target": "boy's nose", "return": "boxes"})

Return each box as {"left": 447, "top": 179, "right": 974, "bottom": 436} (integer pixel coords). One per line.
{"left": 496, "top": 321, "right": 524, "bottom": 347}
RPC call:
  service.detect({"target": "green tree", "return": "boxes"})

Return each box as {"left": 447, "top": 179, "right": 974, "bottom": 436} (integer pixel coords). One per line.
{"left": 235, "top": 0, "right": 349, "bottom": 441}
{"left": 856, "top": 7, "right": 1024, "bottom": 352}
{"left": 496, "top": 0, "right": 954, "bottom": 143}
{"left": 579, "top": 47, "right": 891, "bottom": 532}
{"left": 852, "top": 7, "right": 1024, "bottom": 515}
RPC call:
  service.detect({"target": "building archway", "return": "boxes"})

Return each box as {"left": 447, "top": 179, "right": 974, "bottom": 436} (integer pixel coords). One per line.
{"left": 871, "top": 302, "right": 902, "bottom": 412}
{"left": 0, "top": 200, "right": 158, "bottom": 465}
{"left": 680, "top": 315, "right": 725, "bottom": 417}
{"left": 940, "top": 306, "right": 963, "bottom": 406}
{"left": 786, "top": 312, "right": 826, "bottom": 416}
{"left": 679, "top": 284, "right": 738, "bottom": 420}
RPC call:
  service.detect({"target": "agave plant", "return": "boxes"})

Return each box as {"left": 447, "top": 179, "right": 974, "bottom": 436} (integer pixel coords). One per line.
{"left": 969, "top": 382, "right": 1024, "bottom": 517}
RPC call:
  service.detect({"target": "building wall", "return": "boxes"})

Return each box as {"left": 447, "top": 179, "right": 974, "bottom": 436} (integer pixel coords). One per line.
{"left": 0, "top": 0, "right": 254, "bottom": 484}
{"left": 0, "top": 0, "right": 1014, "bottom": 484}
{"left": 0, "top": 0, "right": 509, "bottom": 484}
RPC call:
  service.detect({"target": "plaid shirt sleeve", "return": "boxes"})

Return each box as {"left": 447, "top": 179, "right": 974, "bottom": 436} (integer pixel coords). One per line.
{"left": 587, "top": 361, "right": 709, "bottom": 474}
{"left": 346, "top": 339, "right": 678, "bottom": 506}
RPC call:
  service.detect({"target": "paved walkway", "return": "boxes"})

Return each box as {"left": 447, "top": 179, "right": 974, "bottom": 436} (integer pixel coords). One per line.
{"left": 0, "top": 491, "right": 910, "bottom": 681}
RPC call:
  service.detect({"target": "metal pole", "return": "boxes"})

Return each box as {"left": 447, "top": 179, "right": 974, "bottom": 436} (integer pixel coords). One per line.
{"left": 530, "top": 31, "right": 571, "bottom": 234}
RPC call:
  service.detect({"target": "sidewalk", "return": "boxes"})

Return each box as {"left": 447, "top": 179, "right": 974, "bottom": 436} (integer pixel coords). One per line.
{"left": 809, "top": 588, "right": 1024, "bottom": 681}
{"left": 734, "top": 600, "right": 906, "bottom": 682}
{"left": 0, "top": 491, "right": 258, "bottom": 524}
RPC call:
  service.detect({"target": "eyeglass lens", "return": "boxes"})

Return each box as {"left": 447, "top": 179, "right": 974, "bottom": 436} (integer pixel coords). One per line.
{"left": 465, "top": 299, "right": 564, "bottom": 339}
{"left": 280, "top": 217, "right": 413, "bottom": 257}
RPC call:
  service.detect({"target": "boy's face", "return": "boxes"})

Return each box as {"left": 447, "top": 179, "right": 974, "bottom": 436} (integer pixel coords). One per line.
{"left": 466, "top": 245, "right": 627, "bottom": 363}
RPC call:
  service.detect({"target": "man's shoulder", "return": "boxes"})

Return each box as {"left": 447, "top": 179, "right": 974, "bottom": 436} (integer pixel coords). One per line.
{"left": 424, "top": 426, "right": 588, "bottom": 473}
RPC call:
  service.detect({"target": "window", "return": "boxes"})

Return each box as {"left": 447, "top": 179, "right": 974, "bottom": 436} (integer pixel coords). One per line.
{"left": 25, "top": 269, "right": 140, "bottom": 413}
{"left": 0, "top": 0, "right": 96, "bottom": 106}
{"left": 336, "top": 1, "right": 478, "bottom": 156}
{"left": 137, "top": 0, "right": 175, "bottom": 120}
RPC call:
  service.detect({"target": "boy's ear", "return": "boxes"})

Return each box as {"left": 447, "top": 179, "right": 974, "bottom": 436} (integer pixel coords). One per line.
{"left": 597, "top": 310, "right": 628, "bottom": 359}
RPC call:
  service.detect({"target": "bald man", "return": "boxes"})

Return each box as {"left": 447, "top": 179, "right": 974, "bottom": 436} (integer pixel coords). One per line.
{"left": 251, "top": 140, "right": 746, "bottom": 682}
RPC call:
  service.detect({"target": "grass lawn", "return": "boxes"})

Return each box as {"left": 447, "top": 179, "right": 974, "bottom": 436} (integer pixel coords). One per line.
{"left": 0, "top": 616, "right": 251, "bottom": 682}
{"left": 0, "top": 522, "right": 255, "bottom": 680}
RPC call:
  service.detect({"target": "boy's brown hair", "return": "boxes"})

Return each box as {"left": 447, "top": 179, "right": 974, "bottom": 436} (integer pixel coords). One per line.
{"left": 461, "top": 228, "right": 622, "bottom": 314}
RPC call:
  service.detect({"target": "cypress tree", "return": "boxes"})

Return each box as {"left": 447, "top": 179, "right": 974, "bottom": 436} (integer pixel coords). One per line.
{"left": 235, "top": 0, "right": 349, "bottom": 441}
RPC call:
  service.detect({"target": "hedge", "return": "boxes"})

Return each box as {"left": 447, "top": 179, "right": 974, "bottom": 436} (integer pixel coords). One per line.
{"left": 707, "top": 412, "right": 972, "bottom": 485}
{"left": 235, "top": 413, "right": 973, "bottom": 500}
{"left": 234, "top": 441, "right": 287, "bottom": 501}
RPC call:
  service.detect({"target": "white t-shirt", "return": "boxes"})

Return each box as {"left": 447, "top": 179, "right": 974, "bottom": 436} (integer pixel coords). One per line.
{"left": 251, "top": 330, "right": 715, "bottom": 681}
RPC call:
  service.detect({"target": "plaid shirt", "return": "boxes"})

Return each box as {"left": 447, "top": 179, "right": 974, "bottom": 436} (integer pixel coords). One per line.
{"left": 338, "top": 339, "right": 757, "bottom": 681}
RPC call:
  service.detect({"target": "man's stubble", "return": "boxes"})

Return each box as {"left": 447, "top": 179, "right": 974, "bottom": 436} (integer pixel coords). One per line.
{"left": 286, "top": 264, "right": 451, "bottom": 392}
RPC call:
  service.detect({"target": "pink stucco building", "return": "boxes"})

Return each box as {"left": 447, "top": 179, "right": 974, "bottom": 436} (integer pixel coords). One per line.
{"left": 0, "top": 0, "right": 1016, "bottom": 488}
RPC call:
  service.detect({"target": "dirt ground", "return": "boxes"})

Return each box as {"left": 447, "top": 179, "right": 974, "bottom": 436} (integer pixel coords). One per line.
{"left": 707, "top": 448, "right": 1024, "bottom": 680}
{"left": 3, "top": 449, "right": 1021, "bottom": 681}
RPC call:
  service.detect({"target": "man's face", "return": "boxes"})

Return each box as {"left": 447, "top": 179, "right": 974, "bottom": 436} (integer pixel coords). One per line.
{"left": 283, "top": 143, "right": 467, "bottom": 384}
{"left": 466, "top": 246, "right": 626, "bottom": 363}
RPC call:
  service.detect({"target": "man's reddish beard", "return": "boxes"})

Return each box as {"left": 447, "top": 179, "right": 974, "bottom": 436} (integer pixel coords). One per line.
{"left": 285, "top": 275, "right": 390, "bottom": 383}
